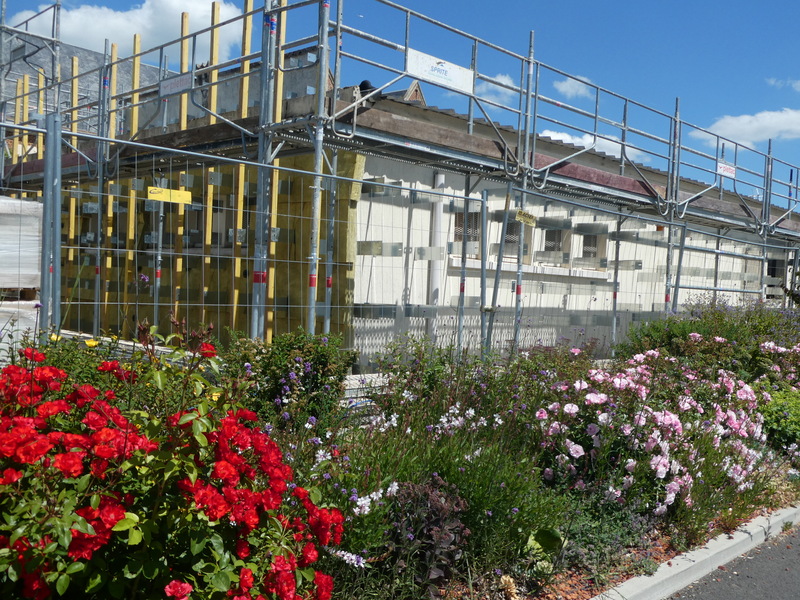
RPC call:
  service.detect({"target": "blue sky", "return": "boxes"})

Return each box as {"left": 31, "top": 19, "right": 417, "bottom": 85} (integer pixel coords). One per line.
{"left": 7, "top": 0, "right": 800, "bottom": 168}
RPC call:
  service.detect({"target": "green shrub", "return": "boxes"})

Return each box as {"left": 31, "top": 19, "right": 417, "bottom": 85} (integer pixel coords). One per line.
{"left": 220, "top": 329, "right": 357, "bottom": 430}
{"left": 762, "top": 390, "right": 800, "bottom": 452}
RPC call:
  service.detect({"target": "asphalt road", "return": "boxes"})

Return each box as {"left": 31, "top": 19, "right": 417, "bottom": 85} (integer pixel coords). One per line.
{"left": 668, "top": 526, "right": 800, "bottom": 600}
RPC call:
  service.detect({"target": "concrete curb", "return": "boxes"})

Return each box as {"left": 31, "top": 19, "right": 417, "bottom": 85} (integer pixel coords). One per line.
{"left": 590, "top": 504, "right": 800, "bottom": 600}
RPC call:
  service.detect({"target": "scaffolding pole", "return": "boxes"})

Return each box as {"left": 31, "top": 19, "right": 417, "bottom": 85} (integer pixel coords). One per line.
{"left": 305, "top": 0, "right": 331, "bottom": 334}
{"left": 93, "top": 41, "right": 111, "bottom": 337}
{"left": 610, "top": 214, "right": 623, "bottom": 357}
{"left": 456, "top": 177, "right": 469, "bottom": 357}
{"left": 250, "top": 2, "right": 279, "bottom": 340}
{"left": 323, "top": 151, "right": 338, "bottom": 334}
{"left": 480, "top": 189, "right": 488, "bottom": 358}
{"left": 513, "top": 30, "right": 535, "bottom": 355}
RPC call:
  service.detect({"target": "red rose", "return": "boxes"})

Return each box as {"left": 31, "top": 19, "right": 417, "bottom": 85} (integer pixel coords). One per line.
{"left": 299, "top": 541, "right": 319, "bottom": 567}
{"left": 53, "top": 451, "right": 86, "bottom": 478}
{"left": 236, "top": 537, "right": 251, "bottom": 559}
{"left": 197, "top": 342, "right": 217, "bottom": 358}
{"left": 36, "top": 399, "right": 71, "bottom": 418}
{"left": 212, "top": 460, "right": 240, "bottom": 485}
{"left": 15, "top": 436, "right": 54, "bottom": 464}
{"left": 314, "top": 571, "right": 334, "bottom": 600}
{"left": 20, "top": 347, "right": 46, "bottom": 363}
{"left": 98, "top": 360, "right": 120, "bottom": 372}
{"left": 164, "top": 580, "right": 193, "bottom": 600}
{"left": 239, "top": 567, "right": 254, "bottom": 591}
{"left": 0, "top": 468, "right": 22, "bottom": 485}
{"left": 65, "top": 384, "right": 102, "bottom": 407}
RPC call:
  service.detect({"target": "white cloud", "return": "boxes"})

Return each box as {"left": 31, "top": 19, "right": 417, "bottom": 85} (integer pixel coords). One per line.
{"left": 540, "top": 129, "right": 646, "bottom": 162}
{"left": 475, "top": 73, "right": 518, "bottom": 106}
{"left": 10, "top": 0, "right": 243, "bottom": 63}
{"left": 766, "top": 78, "right": 800, "bottom": 93}
{"left": 692, "top": 108, "right": 800, "bottom": 148}
{"left": 553, "top": 76, "right": 594, "bottom": 100}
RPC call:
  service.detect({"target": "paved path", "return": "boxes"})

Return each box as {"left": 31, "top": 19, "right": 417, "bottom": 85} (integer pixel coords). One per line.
{"left": 667, "top": 527, "right": 800, "bottom": 600}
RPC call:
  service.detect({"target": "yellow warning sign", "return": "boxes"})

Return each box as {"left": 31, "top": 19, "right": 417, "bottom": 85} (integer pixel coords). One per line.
{"left": 515, "top": 209, "right": 537, "bottom": 226}
{"left": 147, "top": 186, "right": 192, "bottom": 205}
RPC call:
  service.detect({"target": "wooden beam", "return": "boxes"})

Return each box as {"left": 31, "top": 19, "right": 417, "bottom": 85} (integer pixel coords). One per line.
{"left": 180, "top": 13, "right": 190, "bottom": 131}
{"left": 208, "top": 3, "right": 221, "bottom": 125}
{"left": 239, "top": 0, "right": 254, "bottom": 120}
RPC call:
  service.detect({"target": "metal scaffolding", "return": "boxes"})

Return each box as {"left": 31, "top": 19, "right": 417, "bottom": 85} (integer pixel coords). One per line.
{"left": 1, "top": 0, "right": 799, "bottom": 367}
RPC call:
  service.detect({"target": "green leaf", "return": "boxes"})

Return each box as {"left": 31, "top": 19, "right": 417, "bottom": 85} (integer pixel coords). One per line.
{"left": 193, "top": 432, "right": 208, "bottom": 447}
{"left": 152, "top": 370, "right": 166, "bottom": 391}
{"left": 142, "top": 560, "right": 160, "bottom": 580}
{"left": 85, "top": 572, "right": 103, "bottom": 592}
{"left": 128, "top": 527, "right": 144, "bottom": 545}
{"left": 298, "top": 567, "right": 315, "bottom": 583}
{"left": 90, "top": 494, "right": 101, "bottom": 510}
{"left": 163, "top": 459, "right": 180, "bottom": 480}
{"left": 309, "top": 487, "right": 322, "bottom": 506}
{"left": 7, "top": 562, "right": 18, "bottom": 582}
{"left": 210, "top": 571, "right": 231, "bottom": 592}
{"left": 209, "top": 534, "right": 226, "bottom": 556}
{"left": 111, "top": 518, "right": 136, "bottom": 532}
{"left": 75, "top": 474, "right": 92, "bottom": 493}
{"left": 66, "top": 562, "right": 85, "bottom": 575}
{"left": 123, "top": 561, "right": 142, "bottom": 579}
{"left": 56, "top": 573, "right": 70, "bottom": 595}
{"left": 178, "top": 412, "right": 198, "bottom": 425}
{"left": 531, "top": 528, "right": 563, "bottom": 555}
{"left": 190, "top": 534, "right": 207, "bottom": 556}
{"left": 72, "top": 518, "right": 96, "bottom": 536}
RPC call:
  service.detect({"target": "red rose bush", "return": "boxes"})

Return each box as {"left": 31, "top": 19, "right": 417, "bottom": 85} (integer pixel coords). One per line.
{"left": 0, "top": 341, "right": 343, "bottom": 600}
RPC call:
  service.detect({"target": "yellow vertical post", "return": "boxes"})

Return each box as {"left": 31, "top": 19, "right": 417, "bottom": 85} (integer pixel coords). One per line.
{"left": 12, "top": 79, "right": 22, "bottom": 165}
{"left": 65, "top": 193, "right": 78, "bottom": 329}
{"left": 180, "top": 13, "right": 189, "bottom": 130}
{"left": 174, "top": 171, "right": 187, "bottom": 319}
{"left": 20, "top": 75, "right": 29, "bottom": 167}
{"left": 101, "top": 187, "right": 114, "bottom": 332}
{"left": 66, "top": 195, "right": 77, "bottom": 263}
{"left": 70, "top": 57, "right": 79, "bottom": 147}
{"left": 232, "top": 165, "right": 247, "bottom": 332}
{"left": 208, "top": 3, "right": 220, "bottom": 124}
{"left": 239, "top": 0, "right": 253, "bottom": 119}
{"left": 108, "top": 44, "right": 118, "bottom": 139}
{"left": 203, "top": 168, "right": 216, "bottom": 324}
{"left": 36, "top": 71, "right": 44, "bottom": 159}
{"left": 121, "top": 184, "right": 137, "bottom": 338}
{"left": 129, "top": 35, "right": 141, "bottom": 136}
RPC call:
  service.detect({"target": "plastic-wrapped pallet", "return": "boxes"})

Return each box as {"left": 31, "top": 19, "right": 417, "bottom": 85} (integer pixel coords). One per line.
{"left": 0, "top": 196, "right": 42, "bottom": 290}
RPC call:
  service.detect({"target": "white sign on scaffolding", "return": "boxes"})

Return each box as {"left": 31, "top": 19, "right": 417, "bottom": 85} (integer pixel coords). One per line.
{"left": 716, "top": 161, "right": 736, "bottom": 179}
{"left": 406, "top": 48, "right": 474, "bottom": 95}
{"left": 159, "top": 72, "right": 193, "bottom": 98}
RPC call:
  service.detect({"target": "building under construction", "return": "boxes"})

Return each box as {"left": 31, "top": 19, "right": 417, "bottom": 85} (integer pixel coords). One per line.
{"left": 2, "top": 1, "right": 800, "bottom": 369}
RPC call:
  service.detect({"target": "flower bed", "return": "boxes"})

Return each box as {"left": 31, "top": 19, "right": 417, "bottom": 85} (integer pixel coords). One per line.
{"left": 2, "top": 301, "right": 800, "bottom": 599}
